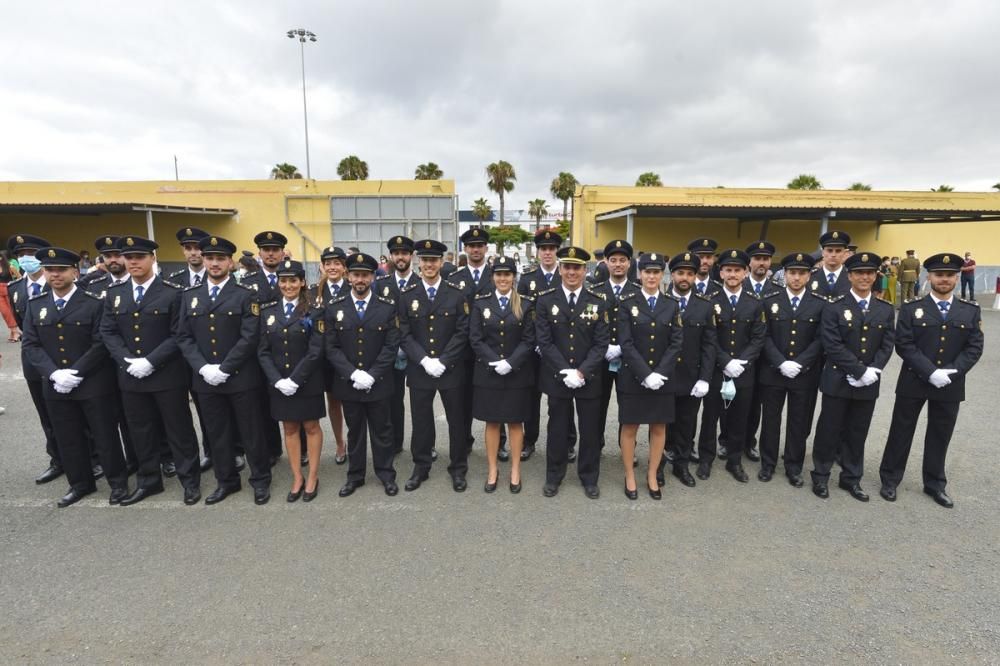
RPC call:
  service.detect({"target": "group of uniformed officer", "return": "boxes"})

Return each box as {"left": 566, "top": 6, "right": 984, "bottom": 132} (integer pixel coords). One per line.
{"left": 7, "top": 225, "right": 984, "bottom": 508}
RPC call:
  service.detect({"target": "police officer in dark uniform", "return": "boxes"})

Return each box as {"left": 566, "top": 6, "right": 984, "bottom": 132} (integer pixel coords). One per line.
{"left": 758, "top": 252, "right": 826, "bottom": 486}
{"left": 100, "top": 236, "right": 202, "bottom": 505}
{"left": 7, "top": 234, "right": 64, "bottom": 484}
{"left": 311, "top": 245, "right": 350, "bottom": 466}
{"left": 697, "top": 249, "right": 766, "bottom": 484}
{"left": 810, "top": 251, "right": 895, "bottom": 502}
{"left": 375, "top": 236, "right": 421, "bottom": 457}
{"left": 176, "top": 235, "right": 272, "bottom": 505}
{"left": 879, "top": 253, "right": 984, "bottom": 507}
{"left": 21, "top": 247, "right": 129, "bottom": 507}
{"left": 397, "top": 239, "right": 471, "bottom": 492}
{"left": 79, "top": 235, "right": 130, "bottom": 294}
{"left": 688, "top": 238, "right": 723, "bottom": 298}
{"left": 534, "top": 246, "right": 610, "bottom": 499}
{"left": 809, "top": 231, "right": 853, "bottom": 298}
{"left": 327, "top": 252, "right": 402, "bottom": 497}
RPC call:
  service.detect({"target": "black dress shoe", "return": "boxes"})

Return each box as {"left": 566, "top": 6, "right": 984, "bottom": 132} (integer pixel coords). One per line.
{"left": 787, "top": 473, "right": 804, "bottom": 488}
{"left": 199, "top": 455, "right": 213, "bottom": 472}
{"left": 757, "top": 467, "right": 773, "bottom": 482}
{"left": 161, "top": 461, "right": 177, "bottom": 478}
{"left": 696, "top": 461, "right": 711, "bottom": 480}
{"left": 303, "top": 480, "right": 319, "bottom": 502}
{"left": 672, "top": 466, "right": 696, "bottom": 487}
{"left": 624, "top": 484, "right": 638, "bottom": 501}
{"left": 120, "top": 485, "right": 164, "bottom": 506}
{"left": 717, "top": 445, "right": 728, "bottom": 461}
{"left": 924, "top": 487, "right": 954, "bottom": 508}
{"left": 498, "top": 447, "right": 510, "bottom": 462}
{"left": 880, "top": 485, "right": 897, "bottom": 502}
{"left": 254, "top": 486, "right": 271, "bottom": 505}
{"left": 183, "top": 487, "right": 201, "bottom": 505}
{"left": 838, "top": 481, "right": 870, "bottom": 502}
{"left": 339, "top": 479, "right": 365, "bottom": 497}
{"left": 57, "top": 487, "right": 96, "bottom": 508}
{"left": 404, "top": 473, "right": 428, "bottom": 492}
{"left": 648, "top": 483, "right": 662, "bottom": 500}
{"left": 35, "top": 464, "right": 64, "bottom": 484}
{"left": 656, "top": 471, "right": 666, "bottom": 487}
{"left": 812, "top": 482, "right": 829, "bottom": 499}
{"left": 583, "top": 485, "right": 600, "bottom": 499}
{"left": 384, "top": 481, "right": 399, "bottom": 496}
{"left": 520, "top": 445, "right": 535, "bottom": 461}
{"left": 287, "top": 483, "right": 304, "bottom": 503}
{"left": 509, "top": 480, "right": 522, "bottom": 494}
{"left": 745, "top": 446, "right": 761, "bottom": 462}
{"left": 92, "top": 464, "right": 104, "bottom": 480}
{"left": 726, "top": 464, "right": 749, "bottom": 483}
{"left": 234, "top": 455, "right": 246, "bottom": 472}
{"left": 205, "top": 485, "right": 240, "bottom": 505}
{"left": 108, "top": 486, "right": 130, "bottom": 505}
{"left": 451, "top": 475, "right": 468, "bottom": 492}
{"left": 430, "top": 448, "right": 439, "bottom": 461}
{"left": 334, "top": 453, "right": 347, "bottom": 465}
{"left": 567, "top": 448, "right": 577, "bottom": 463}
{"left": 542, "top": 483, "right": 559, "bottom": 497}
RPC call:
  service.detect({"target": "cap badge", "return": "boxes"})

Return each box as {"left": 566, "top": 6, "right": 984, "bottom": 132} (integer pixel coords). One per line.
{"left": 266, "top": 232, "right": 274, "bottom": 240}
{"left": 684, "top": 253, "right": 691, "bottom": 261}
{"left": 650, "top": 253, "right": 656, "bottom": 261}
{"left": 615, "top": 240, "right": 622, "bottom": 248}
{"left": 355, "top": 255, "right": 363, "bottom": 263}
{"left": 702, "top": 239, "right": 709, "bottom": 246}
{"left": 473, "top": 229, "right": 479, "bottom": 237}
{"left": 126, "top": 237, "right": 135, "bottom": 246}
{"left": 832, "top": 231, "right": 839, "bottom": 239}
{"left": 16, "top": 235, "right": 24, "bottom": 243}
{"left": 796, "top": 254, "right": 803, "bottom": 261}
{"left": 396, "top": 237, "right": 402, "bottom": 244}
{"left": 568, "top": 248, "right": 576, "bottom": 258}
{"left": 210, "top": 238, "right": 218, "bottom": 246}
{"left": 285, "top": 260, "right": 292, "bottom": 268}
{"left": 730, "top": 250, "right": 737, "bottom": 258}
{"left": 943, "top": 255, "right": 950, "bottom": 264}
{"left": 544, "top": 232, "right": 551, "bottom": 239}
{"left": 424, "top": 241, "right": 432, "bottom": 249}
{"left": 105, "top": 237, "right": 113, "bottom": 246}
{"left": 861, "top": 253, "right": 868, "bottom": 262}
{"left": 185, "top": 228, "right": 192, "bottom": 236}
{"left": 758, "top": 242, "right": 765, "bottom": 249}
{"left": 48, "top": 249, "right": 56, "bottom": 258}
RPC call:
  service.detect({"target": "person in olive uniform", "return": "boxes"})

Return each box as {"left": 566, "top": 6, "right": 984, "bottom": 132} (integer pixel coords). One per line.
{"left": 898, "top": 250, "right": 921, "bottom": 303}
{"left": 312, "top": 245, "right": 350, "bottom": 465}
{"left": 21, "top": 247, "right": 129, "bottom": 507}
{"left": 99, "top": 236, "right": 202, "bottom": 505}
{"left": 6, "top": 233, "right": 64, "bottom": 484}
{"left": 534, "top": 246, "right": 610, "bottom": 499}
{"left": 656, "top": 252, "right": 717, "bottom": 488}
{"left": 697, "top": 249, "right": 766, "bottom": 484}
{"left": 809, "top": 231, "right": 853, "bottom": 299}
{"left": 810, "top": 251, "right": 896, "bottom": 502}
{"left": 327, "top": 253, "right": 402, "bottom": 497}
{"left": 397, "top": 239, "right": 471, "bottom": 492}
{"left": 177, "top": 235, "right": 272, "bottom": 506}
{"left": 878, "top": 253, "right": 984, "bottom": 507}
{"left": 259, "top": 260, "right": 327, "bottom": 502}
{"left": 757, "top": 252, "right": 826, "bottom": 486}
{"left": 616, "top": 253, "right": 684, "bottom": 500}
{"left": 468, "top": 255, "right": 536, "bottom": 493}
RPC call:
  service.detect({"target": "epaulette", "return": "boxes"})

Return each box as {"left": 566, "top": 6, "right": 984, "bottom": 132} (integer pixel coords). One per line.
{"left": 9, "top": 275, "right": 25, "bottom": 286}
{"left": 536, "top": 287, "right": 558, "bottom": 297}
{"left": 28, "top": 291, "right": 47, "bottom": 301}
{"left": 236, "top": 282, "right": 255, "bottom": 291}
{"left": 162, "top": 280, "right": 184, "bottom": 290}
{"left": 762, "top": 291, "right": 781, "bottom": 299}
{"left": 875, "top": 296, "right": 892, "bottom": 305}
{"left": 693, "top": 292, "right": 713, "bottom": 302}
{"left": 260, "top": 300, "right": 280, "bottom": 311}
{"left": 590, "top": 280, "right": 607, "bottom": 289}
{"left": 375, "top": 274, "right": 391, "bottom": 281}
{"left": 828, "top": 294, "right": 846, "bottom": 303}
{"left": 586, "top": 287, "right": 606, "bottom": 300}
{"left": 444, "top": 280, "right": 464, "bottom": 290}
{"left": 376, "top": 295, "right": 395, "bottom": 306}
{"left": 183, "top": 284, "right": 201, "bottom": 292}
{"left": 522, "top": 294, "right": 535, "bottom": 303}
{"left": 957, "top": 297, "right": 980, "bottom": 307}
{"left": 664, "top": 293, "right": 680, "bottom": 302}
{"left": 80, "top": 289, "right": 103, "bottom": 300}
{"left": 308, "top": 283, "right": 319, "bottom": 292}
{"left": 618, "top": 291, "right": 638, "bottom": 301}
{"left": 106, "top": 280, "right": 129, "bottom": 290}
{"left": 475, "top": 292, "right": 492, "bottom": 300}
{"left": 401, "top": 283, "right": 419, "bottom": 293}
{"left": 166, "top": 269, "right": 185, "bottom": 279}
{"left": 244, "top": 271, "right": 259, "bottom": 279}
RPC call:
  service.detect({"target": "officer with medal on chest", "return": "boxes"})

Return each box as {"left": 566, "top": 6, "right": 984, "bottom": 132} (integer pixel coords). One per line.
{"left": 397, "top": 239, "right": 471, "bottom": 492}
{"left": 697, "top": 249, "right": 766, "bottom": 484}
{"left": 809, "top": 231, "right": 853, "bottom": 299}
{"left": 809, "top": 251, "right": 895, "bottom": 502}
{"left": 375, "top": 236, "right": 421, "bottom": 457}
{"left": 327, "top": 253, "right": 403, "bottom": 497}
{"left": 177, "top": 235, "right": 272, "bottom": 505}
{"left": 99, "top": 236, "right": 202, "bottom": 505}
{"left": 534, "top": 246, "right": 610, "bottom": 499}
{"left": 757, "top": 252, "right": 826, "bottom": 486}
{"left": 878, "top": 253, "right": 984, "bottom": 507}
{"left": 311, "top": 245, "right": 350, "bottom": 466}
{"left": 21, "top": 247, "right": 129, "bottom": 507}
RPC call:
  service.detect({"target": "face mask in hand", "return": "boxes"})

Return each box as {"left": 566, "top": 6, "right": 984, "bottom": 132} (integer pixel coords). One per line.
{"left": 720, "top": 378, "right": 737, "bottom": 403}
{"left": 18, "top": 256, "right": 41, "bottom": 274}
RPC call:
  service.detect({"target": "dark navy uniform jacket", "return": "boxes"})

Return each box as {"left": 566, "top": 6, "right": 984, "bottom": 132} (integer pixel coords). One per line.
{"left": 743, "top": 276, "right": 783, "bottom": 299}
{"left": 709, "top": 290, "right": 767, "bottom": 388}
{"left": 808, "top": 267, "right": 851, "bottom": 299}
{"left": 468, "top": 292, "right": 536, "bottom": 389}
{"left": 258, "top": 302, "right": 326, "bottom": 396}
{"left": 449, "top": 264, "right": 495, "bottom": 300}
{"left": 517, "top": 266, "right": 561, "bottom": 297}
{"left": 241, "top": 269, "right": 282, "bottom": 304}
{"left": 374, "top": 272, "right": 419, "bottom": 301}
{"left": 592, "top": 279, "right": 640, "bottom": 348}
{"left": 759, "top": 290, "right": 826, "bottom": 388}
{"left": 533, "top": 286, "right": 610, "bottom": 399}
{"left": 8, "top": 276, "right": 50, "bottom": 381}
{"left": 397, "top": 280, "right": 469, "bottom": 390}
{"left": 325, "top": 294, "right": 401, "bottom": 402}
{"left": 664, "top": 291, "right": 717, "bottom": 394}
{"left": 616, "top": 291, "right": 684, "bottom": 394}
{"left": 819, "top": 294, "right": 895, "bottom": 400}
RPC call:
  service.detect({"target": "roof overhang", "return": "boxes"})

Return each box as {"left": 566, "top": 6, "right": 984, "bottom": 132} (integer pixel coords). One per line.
{"left": 595, "top": 203, "right": 1000, "bottom": 225}
{"left": 0, "top": 202, "right": 237, "bottom": 216}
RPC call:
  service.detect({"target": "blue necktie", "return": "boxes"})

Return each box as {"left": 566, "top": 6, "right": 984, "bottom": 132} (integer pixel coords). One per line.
{"left": 210, "top": 286, "right": 219, "bottom": 300}
{"left": 268, "top": 274, "right": 276, "bottom": 289}
{"left": 135, "top": 286, "right": 144, "bottom": 303}
{"left": 330, "top": 283, "right": 340, "bottom": 296}
{"left": 55, "top": 298, "right": 66, "bottom": 311}
{"left": 827, "top": 273, "right": 836, "bottom": 287}
{"left": 398, "top": 279, "right": 406, "bottom": 291}
{"left": 473, "top": 268, "right": 480, "bottom": 284}
{"left": 427, "top": 286, "right": 436, "bottom": 301}
{"left": 568, "top": 292, "right": 576, "bottom": 308}
{"left": 754, "top": 283, "right": 762, "bottom": 296}
{"left": 285, "top": 302, "right": 294, "bottom": 320}
{"left": 696, "top": 282, "right": 705, "bottom": 295}
{"left": 499, "top": 296, "right": 509, "bottom": 310}
{"left": 858, "top": 299, "right": 868, "bottom": 311}
{"left": 356, "top": 300, "right": 366, "bottom": 319}
{"left": 31, "top": 283, "right": 41, "bottom": 297}
{"left": 613, "top": 284, "right": 622, "bottom": 298}
{"left": 647, "top": 296, "right": 656, "bottom": 309}
{"left": 791, "top": 295, "right": 800, "bottom": 310}
{"left": 192, "top": 274, "right": 201, "bottom": 287}
{"left": 730, "top": 295, "right": 738, "bottom": 308}
{"left": 545, "top": 273, "right": 553, "bottom": 285}
{"left": 938, "top": 301, "right": 949, "bottom": 319}
{"left": 678, "top": 296, "right": 687, "bottom": 311}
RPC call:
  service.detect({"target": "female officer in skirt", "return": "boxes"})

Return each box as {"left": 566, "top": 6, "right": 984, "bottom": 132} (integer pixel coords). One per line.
{"left": 258, "top": 259, "right": 327, "bottom": 502}
{"left": 616, "top": 253, "right": 684, "bottom": 500}
{"left": 468, "top": 255, "right": 536, "bottom": 493}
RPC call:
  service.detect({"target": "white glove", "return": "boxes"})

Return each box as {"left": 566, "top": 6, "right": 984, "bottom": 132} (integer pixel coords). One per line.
{"left": 560, "top": 368, "right": 584, "bottom": 389}
{"left": 690, "top": 380, "right": 710, "bottom": 398}
{"left": 350, "top": 369, "right": 376, "bottom": 390}
{"left": 604, "top": 344, "right": 622, "bottom": 362}
{"left": 860, "top": 367, "right": 882, "bottom": 386}
{"left": 199, "top": 364, "right": 229, "bottom": 386}
{"left": 489, "top": 360, "right": 513, "bottom": 376}
{"left": 420, "top": 357, "right": 446, "bottom": 378}
{"left": 124, "top": 357, "right": 155, "bottom": 379}
{"left": 778, "top": 361, "right": 802, "bottom": 379}
{"left": 53, "top": 382, "right": 75, "bottom": 394}
{"left": 274, "top": 378, "right": 299, "bottom": 396}
{"left": 642, "top": 372, "right": 667, "bottom": 390}
{"left": 723, "top": 359, "right": 748, "bottom": 378}
{"left": 50, "top": 369, "right": 83, "bottom": 391}
{"left": 846, "top": 375, "right": 865, "bottom": 388}
{"left": 929, "top": 368, "right": 958, "bottom": 388}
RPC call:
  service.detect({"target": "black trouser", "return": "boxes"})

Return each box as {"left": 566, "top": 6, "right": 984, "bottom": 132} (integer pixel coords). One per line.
{"left": 190, "top": 390, "right": 212, "bottom": 460}
{"left": 526, "top": 388, "right": 577, "bottom": 450}
{"left": 545, "top": 395, "right": 601, "bottom": 487}
{"left": 810, "top": 395, "right": 877, "bottom": 486}
{"left": 698, "top": 374, "right": 753, "bottom": 468}
{"left": 390, "top": 367, "right": 407, "bottom": 452}
{"left": 122, "top": 389, "right": 201, "bottom": 492}
{"left": 111, "top": 394, "right": 139, "bottom": 470}
{"left": 260, "top": 389, "right": 283, "bottom": 459}
{"left": 960, "top": 274, "right": 975, "bottom": 300}
{"left": 199, "top": 390, "right": 271, "bottom": 491}
{"left": 409, "top": 385, "right": 467, "bottom": 477}
{"left": 661, "top": 394, "right": 701, "bottom": 475}
{"left": 343, "top": 399, "right": 396, "bottom": 485}
{"left": 27, "top": 378, "right": 60, "bottom": 467}
{"left": 745, "top": 382, "right": 763, "bottom": 452}
{"left": 759, "top": 384, "right": 818, "bottom": 476}
{"left": 47, "top": 396, "right": 127, "bottom": 494}
{"left": 463, "top": 361, "right": 475, "bottom": 452}
{"left": 598, "top": 364, "right": 616, "bottom": 448}
{"left": 880, "top": 397, "right": 960, "bottom": 493}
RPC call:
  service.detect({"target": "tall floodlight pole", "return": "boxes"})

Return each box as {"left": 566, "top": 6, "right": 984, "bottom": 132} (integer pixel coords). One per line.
{"left": 287, "top": 28, "right": 317, "bottom": 179}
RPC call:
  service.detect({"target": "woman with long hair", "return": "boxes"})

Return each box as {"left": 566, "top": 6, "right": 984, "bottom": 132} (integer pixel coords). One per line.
{"left": 0, "top": 251, "right": 20, "bottom": 341}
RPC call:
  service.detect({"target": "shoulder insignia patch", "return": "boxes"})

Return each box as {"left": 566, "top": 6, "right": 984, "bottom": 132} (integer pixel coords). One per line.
{"left": 260, "top": 300, "right": 279, "bottom": 311}
{"left": 317, "top": 319, "right": 325, "bottom": 333}
{"left": 475, "top": 292, "right": 492, "bottom": 300}
{"left": 536, "top": 288, "right": 558, "bottom": 297}
{"left": 401, "top": 283, "right": 419, "bottom": 293}
{"left": 376, "top": 295, "right": 395, "bottom": 306}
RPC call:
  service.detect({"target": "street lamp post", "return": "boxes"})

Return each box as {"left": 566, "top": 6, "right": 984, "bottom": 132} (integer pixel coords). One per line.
{"left": 287, "top": 28, "right": 317, "bottom": 179}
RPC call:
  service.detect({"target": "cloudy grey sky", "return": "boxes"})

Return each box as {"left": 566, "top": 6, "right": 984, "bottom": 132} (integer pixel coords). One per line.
{"left": 2, "top": 0, "right": 999, "bottom": 211}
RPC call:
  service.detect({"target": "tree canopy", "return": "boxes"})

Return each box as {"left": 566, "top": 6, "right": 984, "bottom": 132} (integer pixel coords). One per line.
{"left": 787, "top": 174, "right": 823, "bottom": 190}
{"left": 635, "top": 172, "right": 663, "bottom": 187}
{"left": 337, "top": 155, "right": 369, "bottom": 180}
{"left": 270, "top": 163, "right": 303, "bottom": 180}
{"left": 486, "top": 160, "right": 516, "bottom": 226}
{"left": 414, "top": 162, "right": 443, "bottom": 180}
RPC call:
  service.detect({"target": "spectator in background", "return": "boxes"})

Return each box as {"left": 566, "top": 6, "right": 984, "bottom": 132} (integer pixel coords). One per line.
{"left": 961, "top": 252, "right": 976, "bottom": 301}
{"left": 78, "top": 250, "right": 93, "bottom": 272}
{"left": 0, "top": 251, "right": 20, "bottom": 341}
{"left": 236, "top": 253, "right": 258, "bottom": 282}
{"left": 378, "top": 255, "right": 390, "bottom": 276}
{"left": 873, "top": 256, "right": 888, "bottom": 299}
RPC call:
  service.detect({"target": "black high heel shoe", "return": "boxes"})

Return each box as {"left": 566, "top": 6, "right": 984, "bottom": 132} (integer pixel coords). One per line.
{"left": 624, "top": 482, "right": 638, "bottom": 501}
{"left": 509, "top": 479, "right": 522, "bottom": 494}
{"left": 647, "top": 482, "right": 662, "bottom": 500}
{"left": 484, "top": 472, "right": 498, "bottom": 493}
{"left": 303, "top": 479, "right": 319, "bottom": 502}
{"left": 287, "top": 481, "right": 304, "bottom": 503}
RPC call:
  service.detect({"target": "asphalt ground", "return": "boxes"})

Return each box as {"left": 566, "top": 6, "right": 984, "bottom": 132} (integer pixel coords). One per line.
{"left": 1, "top": 311, "right": 998, "bottom": 664}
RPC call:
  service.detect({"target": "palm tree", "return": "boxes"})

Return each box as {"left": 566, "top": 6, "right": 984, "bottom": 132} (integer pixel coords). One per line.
{"left": 528, "top": 198, "right": 549, "bottom": 232}
{"left": 337, "top": 155, "right": 369, "bottom": 180}
{"left": 931, "top": 185, "right": 955, "bottom": 192}
{"left": 549, "top": 171, "right": 578, "bottom": 223}
{"left": 993, "top": 183, "right": 1000, "bottom": 191}
{"left": 486, "top": 160, "right": 516, "bottom": 227}
{"left": 848, "top": 182, "right": 872, "bottom": 191}
{"left": 472, "top": 197, "right": 493, "bottom": 224}
{"left": 270, "top": 163, "right": 303, "bottom": 180}
{"left": 636, "top": 172, "right": 663, "bottom": 187}
{"left": 414, "top": 162, "right": 443, "bottom": 180}
{"left": 787, "top": 174, "right": 823, "bottom": 190}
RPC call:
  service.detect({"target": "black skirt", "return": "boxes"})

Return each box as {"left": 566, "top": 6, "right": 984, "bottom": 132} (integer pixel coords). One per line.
{"left": 617, "top": 391, "right": 675, "bottom": 425}
{"left": 472, "top": 386, "right": 531, "bottom": 423}
{"left": 269, "top": 390, "right": 326, "bottom": 422}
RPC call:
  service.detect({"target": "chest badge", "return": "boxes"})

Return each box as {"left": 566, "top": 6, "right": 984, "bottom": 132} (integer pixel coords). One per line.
{"left": 529, "top": 280, "right": 536, "bottom": 291}
{"left": 411, "top": 300, "right": 419, "bottom": 312}
{"left": 551, "top": 303, "right": 559, "bottom": 316}
{"left": 190, "top": 297, "right": 199, "bottom": 309}
{"left": 383, "top": 286, "right": 390, "bottom": 297}
{"left": 336, "top": 310, "right": 344, "bottom": 322}
{"left": 714, "top": 303, "right": 722, "bottom": 315}
{"left": 12, "top": 291, "right": 17, "bottom": 304}
{"left": 483, "top": 308, "right": 491, "bottom": 320}
{"left": 771, "top": 302, "right": 779, "bottom": 314}
{"left": 267, "top": 314, "right": 276, "bottom": 326}
{"left": 39, "top": 307, "right": 47, "bottom": 320}
{"left": 114, "top": 295, "right": 121, "bottom": 308}
{"left": 459, "top": 281, "right": 466, "bottom": 290}
{"left": 631, "top": 305, "right": 639, "bottom": 317}
{"left": 843, "top": 309, "right": 853, "bottom": 321}
{"left": 811, "top": 280, "right": 819, "bottom": 291}
{"left": 914, "top": 308, "right": 924, "bottom": 319}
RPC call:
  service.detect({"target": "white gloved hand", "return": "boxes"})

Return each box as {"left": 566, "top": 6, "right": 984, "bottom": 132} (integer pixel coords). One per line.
{"left": 560, "top": 368, "right": 584, "bottom": 389}
{"left": 420, "top": 357, "right": 446, "bottom": 378}
{"left": 723, "top": 359, "right": 748, "bottom": 378}
{"left": 778, "top": 360, "right": 802, "bottom": 379}
{"left": 690, "top": 380, "right": 710, "bottom": 398}
{"left": 199, "top": 364, "right": 229, "bottom": 386}
{"left": 860, "top": 367, "right": 882, "bottom": 386}
{"left": 489, "top": 360, "right": 513, "bottom": 376}
{"left": 604, "top": 344, "right": 622, "bottom": 362}
{"left": 350, "top": 369, "right": 376, "bottom": 390}
{"left": 273, "top": 378, "right": 297, "bottom": 396}
{"left": 124, "top": 357, "right": 155, "bottom": 379}
{"left": 642, "top": 372, "right": 667, "bottom": 390}
{"left": 53, "top": 381, "right": 75, "bottom": 394}
{"left": 928, "top": 368, "right": 958, "bottom": 388}
{"left": 50, "top": 369, "right": 83, "bottom": 390}
{"left": 846, "top": 375, "right": 865, "bottom": 388}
